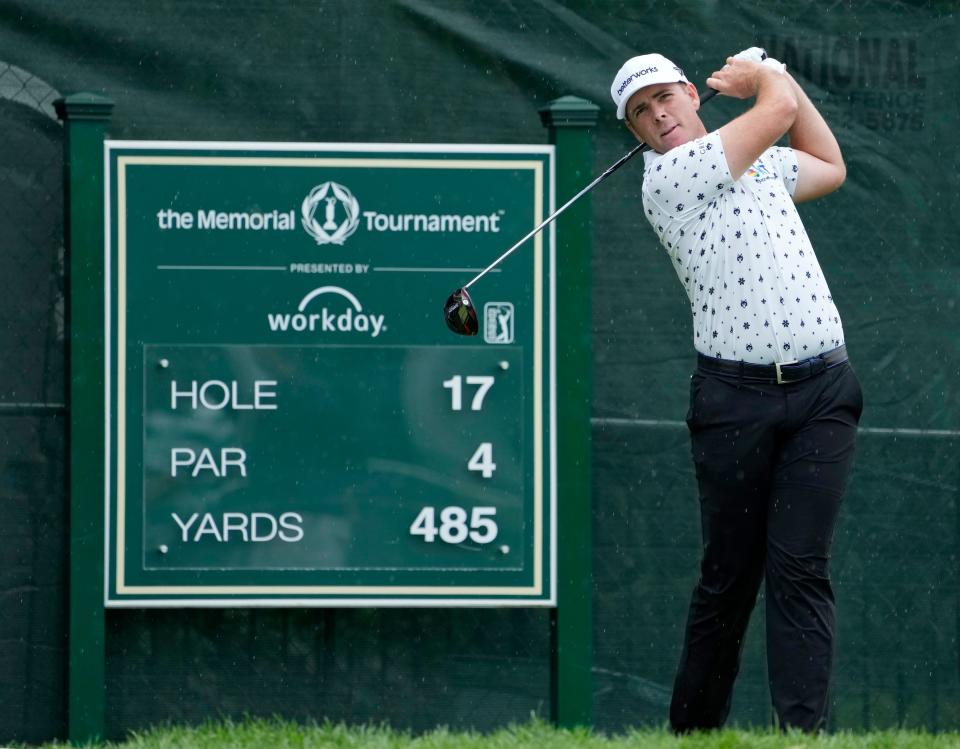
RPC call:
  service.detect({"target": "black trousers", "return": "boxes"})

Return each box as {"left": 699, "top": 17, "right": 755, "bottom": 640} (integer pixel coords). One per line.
{"left": 670, "top": 359, "right": 863, "bottom": 733}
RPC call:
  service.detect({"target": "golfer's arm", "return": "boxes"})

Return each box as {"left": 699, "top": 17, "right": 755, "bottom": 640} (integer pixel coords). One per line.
{"left": 717, "top": 69, "right": 798, "bottom": 181}
{"left": 785, "top": 74, "right": 846, "bottom": 203}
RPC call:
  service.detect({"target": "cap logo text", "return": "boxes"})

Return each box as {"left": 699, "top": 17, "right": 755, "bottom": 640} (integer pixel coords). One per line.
{"left": 617, "top": 66, "right": 659, "bottom": 96}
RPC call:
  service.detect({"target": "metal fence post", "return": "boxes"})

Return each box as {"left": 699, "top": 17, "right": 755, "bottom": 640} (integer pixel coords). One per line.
{"left": 54, "top": 92, "right": 114, "bottom": 744}
{"left": 540, "top": 95, "right": 598, "bottom": 728}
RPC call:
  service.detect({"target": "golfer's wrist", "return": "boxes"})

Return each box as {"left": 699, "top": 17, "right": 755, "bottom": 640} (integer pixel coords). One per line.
{"left": 755, "top": 65, "right": 794, "bottom": 100}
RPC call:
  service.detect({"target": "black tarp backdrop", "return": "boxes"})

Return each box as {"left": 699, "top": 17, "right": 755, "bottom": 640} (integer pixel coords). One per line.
{"left": 0, "top": 0, "right": 957, "bottom": 742}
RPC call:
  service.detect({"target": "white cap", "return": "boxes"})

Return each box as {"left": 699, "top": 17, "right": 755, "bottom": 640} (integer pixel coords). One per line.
{"left": 611, "top": 53, "right": 689, "bottom": 120}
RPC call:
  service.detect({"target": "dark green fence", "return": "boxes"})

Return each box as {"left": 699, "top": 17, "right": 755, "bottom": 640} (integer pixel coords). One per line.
{"left": 0, "top": 65, "right": 67, "bottom": 743}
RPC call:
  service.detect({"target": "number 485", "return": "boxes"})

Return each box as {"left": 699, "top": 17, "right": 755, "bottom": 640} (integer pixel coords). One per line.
{"left": 409, "top": 506, "right": 498, "bottom": 544}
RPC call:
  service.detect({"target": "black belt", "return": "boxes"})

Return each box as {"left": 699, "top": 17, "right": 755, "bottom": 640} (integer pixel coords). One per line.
{"left": 697, "top": 345, "right": 848, "bottom": 385}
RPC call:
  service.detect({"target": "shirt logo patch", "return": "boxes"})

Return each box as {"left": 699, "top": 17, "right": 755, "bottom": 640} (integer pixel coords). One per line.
{"left": 746, "top": 160, "right": 776, "bottom": 183}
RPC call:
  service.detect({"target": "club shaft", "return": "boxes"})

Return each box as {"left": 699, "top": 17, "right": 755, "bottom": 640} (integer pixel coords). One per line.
{"left": 463, "top": 143, "right": 645, "bottom": 289}
{"left": 462, "top": 88, "right": 718, "bottom": 291}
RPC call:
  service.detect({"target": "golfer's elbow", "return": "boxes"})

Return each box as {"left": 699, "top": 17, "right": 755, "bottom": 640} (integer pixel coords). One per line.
{"left": 822, "top": 152, "right": 847, "bottom": 196}
{"left": 831, "top": 160, "right": 847, "bottom": 192}
{"left": 794, "top": 153, "right": 847, "bottom": 203}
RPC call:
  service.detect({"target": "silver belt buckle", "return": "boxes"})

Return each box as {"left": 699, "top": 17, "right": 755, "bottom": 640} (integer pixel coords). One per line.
{"left": 775, "top": 359, "right": 798, "bottom": 384}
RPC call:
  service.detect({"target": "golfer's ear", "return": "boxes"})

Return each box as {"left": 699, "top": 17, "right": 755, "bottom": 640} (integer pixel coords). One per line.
{"left": 686, "top": 82, "right": 701, "bottom": 110}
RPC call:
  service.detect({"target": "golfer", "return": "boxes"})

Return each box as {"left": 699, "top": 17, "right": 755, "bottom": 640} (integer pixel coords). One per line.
{"left": 610, "top": 50, "right": 863, "bottom": 732}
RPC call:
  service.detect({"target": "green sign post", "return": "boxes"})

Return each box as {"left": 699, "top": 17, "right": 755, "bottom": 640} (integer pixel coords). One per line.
{"left": 104, "top": 142, "right": 556, "bottom": 605}
{"left": 56, "top": 92, "right": 114, "bottom": 746}
{"left": 541, "top": 96, "right": 599, "bottom": 729}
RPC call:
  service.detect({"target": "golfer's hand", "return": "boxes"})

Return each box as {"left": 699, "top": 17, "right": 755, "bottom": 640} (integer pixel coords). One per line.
{"left": 706, "top": 57, "right": 776, "bottom": 100}
{"left": 733, "top": 46, "right": 767, "bottom": 64}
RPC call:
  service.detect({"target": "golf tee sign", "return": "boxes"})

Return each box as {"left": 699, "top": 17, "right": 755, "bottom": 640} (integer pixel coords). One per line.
{"left": 104, "top": 142, "right": 556, "bottom": 606}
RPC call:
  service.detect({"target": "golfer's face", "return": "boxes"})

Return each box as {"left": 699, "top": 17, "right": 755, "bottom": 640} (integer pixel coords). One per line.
{"left": 625, "top": 82, "right": 701, "bottom": 153}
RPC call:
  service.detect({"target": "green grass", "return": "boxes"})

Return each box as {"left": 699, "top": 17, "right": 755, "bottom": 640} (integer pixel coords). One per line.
{"left": 23, "top": 717, "right": 960, "bottom": 749}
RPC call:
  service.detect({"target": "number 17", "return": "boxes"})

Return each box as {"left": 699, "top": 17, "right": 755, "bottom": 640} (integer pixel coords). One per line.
{"left": 443, "top": 375, "right": 495, "bottom": 411}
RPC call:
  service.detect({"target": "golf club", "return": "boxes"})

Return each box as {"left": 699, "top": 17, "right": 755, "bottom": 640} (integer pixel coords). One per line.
{"left": 443, "top": 86, "right": 720, "bottom": 336}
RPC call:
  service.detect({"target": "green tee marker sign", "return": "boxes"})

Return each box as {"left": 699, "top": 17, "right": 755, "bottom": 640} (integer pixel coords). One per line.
{"left": 104, "top": 142, "right": 555, "bottom": 606}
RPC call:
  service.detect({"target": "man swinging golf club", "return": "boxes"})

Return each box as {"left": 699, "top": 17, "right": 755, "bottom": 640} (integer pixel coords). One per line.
{"left": 610, "top": 48, "right": 863, "bottom": 732}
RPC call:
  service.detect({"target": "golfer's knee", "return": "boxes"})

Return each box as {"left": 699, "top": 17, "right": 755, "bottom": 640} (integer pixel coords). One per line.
{"left": 766, "top": 542, "right": 830, "bottom": 583}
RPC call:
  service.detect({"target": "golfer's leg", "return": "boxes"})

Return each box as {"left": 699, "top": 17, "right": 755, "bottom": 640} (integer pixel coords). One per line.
{"left": 671, "top": 375, "right": 778, "bottom": 732}
{"left": 765, "top": 364, "right": 862, "bottom": 731}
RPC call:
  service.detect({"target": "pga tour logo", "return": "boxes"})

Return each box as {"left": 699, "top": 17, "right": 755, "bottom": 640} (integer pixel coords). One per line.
{"left": 483, "top": 302, "right": 514, "bottom": 344}
{"left": 267, "top": 286, "right": 386, "bottom": 337}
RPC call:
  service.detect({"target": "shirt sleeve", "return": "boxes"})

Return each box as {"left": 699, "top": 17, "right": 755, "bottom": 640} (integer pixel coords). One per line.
{"left": 641, "top": 130, "right": 734, "bottom": 218}
{"left": 767, "top": 145, "right": 800, "bottom": 197}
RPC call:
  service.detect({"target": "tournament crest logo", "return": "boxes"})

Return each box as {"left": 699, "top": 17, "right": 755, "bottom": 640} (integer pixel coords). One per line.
{"left": 301, "top": 181, "right": 361, "bottom": 245}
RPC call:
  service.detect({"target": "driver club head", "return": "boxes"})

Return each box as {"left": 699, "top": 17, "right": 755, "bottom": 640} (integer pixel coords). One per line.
{"left": 443, "top": 287, "right": 479, "bottom": 336}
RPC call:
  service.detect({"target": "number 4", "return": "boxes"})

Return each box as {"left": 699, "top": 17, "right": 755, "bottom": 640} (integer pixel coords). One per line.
{"left": 409, "top": 506, "right": 438, "bottom": 542}
{"left": 467, "top": 442, "right": 496, "bottom": 478}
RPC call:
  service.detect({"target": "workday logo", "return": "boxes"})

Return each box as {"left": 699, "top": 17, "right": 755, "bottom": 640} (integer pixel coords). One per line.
{"left": 266, "top": 286, "right": 386, "bottom": 337}
{"left": 301, "top": 182, "right": 361, "bottom": 245}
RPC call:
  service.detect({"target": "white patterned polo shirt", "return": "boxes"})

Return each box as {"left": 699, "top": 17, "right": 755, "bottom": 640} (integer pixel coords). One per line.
{"left": 641, "top": 130, "right": 844, "bottom": 364}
